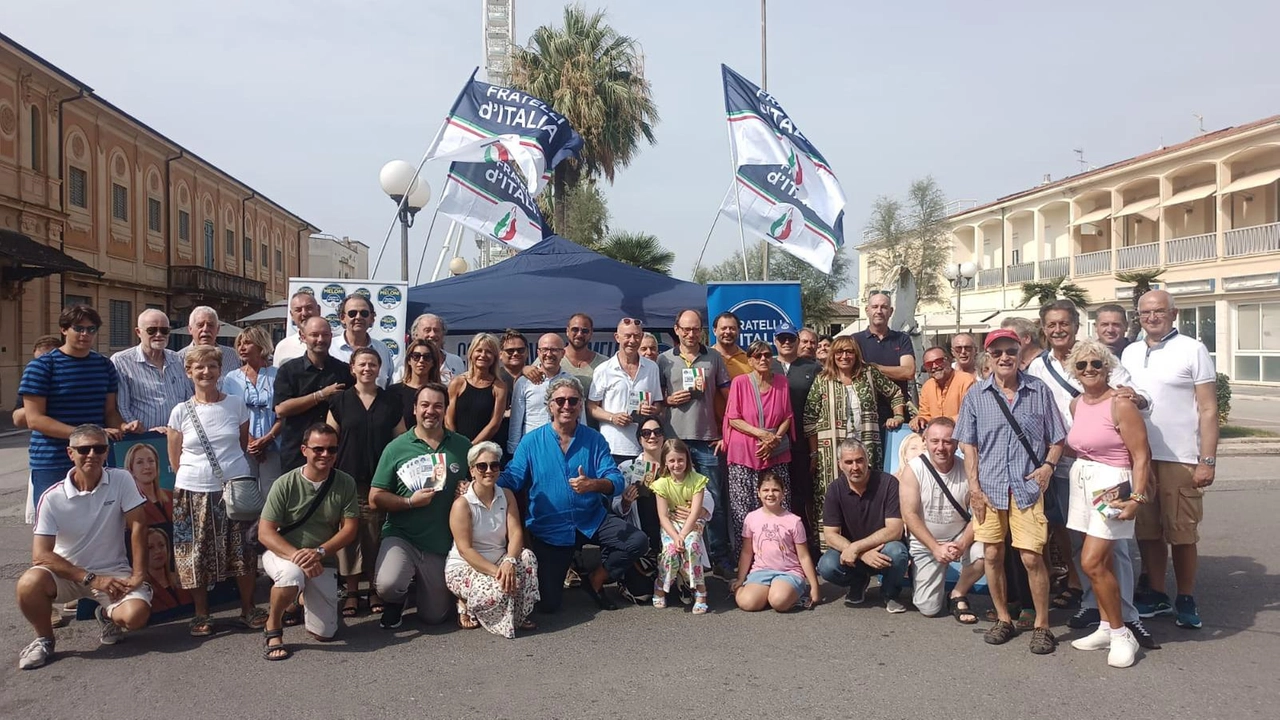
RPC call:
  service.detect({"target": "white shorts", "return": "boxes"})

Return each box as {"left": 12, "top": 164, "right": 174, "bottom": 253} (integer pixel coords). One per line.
{"left": 36, "top": 566, "right": 154, "bottom": 612}
{"left": 1067, "top": 459, "right": 1135, "bottom": 541}
{"left": 262, "top": 551, "right": 339, "bottom": 638}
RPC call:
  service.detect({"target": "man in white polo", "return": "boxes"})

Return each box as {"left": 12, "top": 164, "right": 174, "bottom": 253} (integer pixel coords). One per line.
{"left": 1121, "top": 290, "right": 1216, "bottom": 630}
{"left": 15, "top": 424, "right": 153, "bottom": 670}
{"left": 588, "top": 318, "right": 663, "bottom": 464}
{"left": 328, "top": 295, "right": 394, "bottom": 387}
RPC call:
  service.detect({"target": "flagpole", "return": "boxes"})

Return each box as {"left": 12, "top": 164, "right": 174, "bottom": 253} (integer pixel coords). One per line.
{"left": 412, "top": 206, "right": 443, "bottom": 285}
{"left": 759, "top": 0, "right": 770, "bottom": 282}
{"left": 725, "top": 135, "right": 750, "bottom": 281}
{"left": 692, "top": 182, "right": 735, "bottom": 278}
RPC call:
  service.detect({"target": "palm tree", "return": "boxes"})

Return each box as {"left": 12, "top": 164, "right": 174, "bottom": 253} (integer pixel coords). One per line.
{"left": 1018, "top": 276, "right": 1091, "bottom": 310}
{"left": 597, "top": 231, "right": 674, "bottom": 275}
{"left": 513, "top": 5, "right": 659, "bottom": 231}
{"left": 1115, "top": 268, "right": 1166, "bottom": 340}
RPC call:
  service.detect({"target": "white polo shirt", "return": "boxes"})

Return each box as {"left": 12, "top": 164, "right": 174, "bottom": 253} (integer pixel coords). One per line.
{"left": 329, "top": 332, "right": 394, "bottom": 387}
{"left": 34, "top": 467, "right": 144, "bottom": 575}
{"left": 273, "top": 334, "right": 306, "bottom": 368}
{"left": 589, "top": 354, "right": 663, "bottom": 457}
{"left": 1026, "top": 347, "right": 1145, "bottom": 433}
{"left": 1121, "top": 330, "right": 1215, "bottom": 465}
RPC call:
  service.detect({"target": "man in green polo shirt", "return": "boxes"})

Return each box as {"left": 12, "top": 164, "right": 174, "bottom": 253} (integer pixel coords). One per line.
{"left": 257, "top": 423, "right": 359, "bottom": 661}
{"left": 370, "top": 381, "right": 471, "bottom": 629}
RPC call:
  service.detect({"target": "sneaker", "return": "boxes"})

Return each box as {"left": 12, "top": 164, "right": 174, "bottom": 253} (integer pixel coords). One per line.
{"left": 843, "top": 575, "right": 871, "bottom": 605}
{"left": 18, "top": 637, "right": 54, "bottom": 670}
{"left": 1070, "top": 626, "right": 1112, "bottom": 651}
{"left": 618, "top": 583, "right": 652, "bottom": 605}
{"left": 1125, "top": 620, "right": 1161, "bottom": 650}
{"left": 379, "top": 603, "right": 405, "bottom": 630}
{"left": 1067, "top": 607, "right": 1101, "bottom": 629}
{"left": 1136, "top": 591, "right": 1173, "bottom": 618}
{"left": 1174, "top": 594, "right": 1202, "bottom": 629}
{"left": 96, "top": 605, "right": 124, "bottom": 646}
{"left": 885, "top": 598, "right": 907, "bottom": 614}
{"left": 1108, "top": 629, "right": 1139, "bottom": 668}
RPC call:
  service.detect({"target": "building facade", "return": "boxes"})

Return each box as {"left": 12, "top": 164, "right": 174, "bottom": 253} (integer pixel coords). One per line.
{"left": 860, "top": 115, "right": 1280, "bottom": 385}
{"left": 0, "top": 32, "right": 317, "bottom": 403}
{"left": 308, "top": 234, "right": 368, "bottom": 279}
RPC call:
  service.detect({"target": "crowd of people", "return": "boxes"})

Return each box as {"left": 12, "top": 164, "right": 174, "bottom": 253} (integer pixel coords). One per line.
{"left": 13, "top": 287, "right": 1217, "bottom": 671}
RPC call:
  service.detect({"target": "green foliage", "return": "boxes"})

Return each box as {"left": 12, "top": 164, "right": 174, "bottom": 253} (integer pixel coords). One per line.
{"left": 545, "top": 181, "right": 610, "bottom": 249}
{"left": 1216, "top": 372, "right": 1232, "bottom": 427}
{"left": 861, "top": 177, "right": 953, "bottom": 304}
{"left": 1019, "top": 277, "right": 1091, "bottom": 310}
{"left": 1115, "top": 268, "right": 1166, "bottom": 340}
{"left": 693, "top": 244, "right": 852, "bottom": 327}
{"left": 596, "top": 231, "right": 675, "bottom": 275}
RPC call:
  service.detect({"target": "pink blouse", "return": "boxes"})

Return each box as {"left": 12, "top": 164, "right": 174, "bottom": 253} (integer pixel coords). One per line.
{"left": 722, "top": 372, "right": 795, "bottom": 470}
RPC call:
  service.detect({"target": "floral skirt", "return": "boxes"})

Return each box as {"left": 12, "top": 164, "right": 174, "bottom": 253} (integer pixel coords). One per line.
{"left": 172, "top": 488, "right": 253, "bottom": 590}
{"left": 444, "top": 548, "right": 540, "bottom": 639}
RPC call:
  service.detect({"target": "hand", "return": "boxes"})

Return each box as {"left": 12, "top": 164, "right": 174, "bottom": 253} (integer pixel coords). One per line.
{"left": 568, "top": 466, "right": 597, "bottom": 494}
{"left": 521, "top": 365, "right": 546, "bottom": 384}
{"left": 247, "top": 436, "right": 272, "bottom": 456}
{"left": 859, "top": 549, "right": 891, "bottom": 570}
{"left": 885, "top": 417, "right": 903, "bottom": 430}
{"left": 620, "top": 483, "right": 640, "bottom": 511}
{"left": 91, "top": 574, "right": 127, "bottom": 602}
{"left": 610, "top": 412, "right": 631, "bottom": 427}
{"left": 302, "top": 559, "right": 325, "bottom": 578}
{"left": 729, "top": 578, "right": 742, "bottom": 593}
{"left": 455, "top": 480, "right": 470, "bottom": 498}
{"left": 839, "top": 544, "right": 860, "bottom": 566}
{"left": 104, "top": 427, "right": 123, "bottom": 441}
{"left": 666, "top": 390, "right": 692, "bottom": 407}
{"left": 1110, "top": 385, "right": 1146, "bottom": 409}
{"left": 710, "top": 439, "right": 723, "bottom": 455}
{"left": 638, "top": 402, "right": 660, "bottom": 417}
{"left": 319, "top": 382, "right": 345, "bottom": 400}
{"left": 931, "top": 545, "right": 952, "bottom": 564}
{"left": 940, "top": 542, "right": 963, "bottom": 562}
{"left": 670, "top": 503, "right": 690, "bottom": 523}
{"left": 1109, "top": 499, "right": 1140, "bottom": 521}
{"left": 124, "top": 572, "right": 147, "bottom": 592}
{"left": 290, "top": 547, "right": 320, "bottom": 568}
{"left": 121, "top": 420, "right": 143, "bottom": 435}
{"left": 910, "top": 415, "right": 929, "bottom": 432}
{"left": 496, "top": 562, "right": 517, "bottom": 594}
{"left": 971, "top": 491, "right": 988, "bottom": 525}
{"left": 1194, "top": 462, "right": 1215, "bottom": 488}
{"left": 409, "top": 488, "right": 437, "bottom": 507}
{"left": 809, "top": 588, "right": 822, "bottom": 608}
{"left": 1026, "top": 463, "right": 1053, "bottom": 491}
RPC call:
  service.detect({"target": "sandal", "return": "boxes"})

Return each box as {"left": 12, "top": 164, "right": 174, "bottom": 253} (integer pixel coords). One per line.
{"left": 457, "top": 613, "right": 480, "bottom": 630}
{"left": 1028, "top": 627, "right": 1057, "bottom": 655}
{"left": 985, "top": 603, "right": 1020, "bottom": 623}
{"left": 652, "top": 592, "right": 667, "bottom": 609}
{"left": 239, "top": 606, "right": 269, "bottom": 630}
{"left": 1051, "top": 587, "right": 1083, "bottom": 610}
{"left": 692, "top": 591, "right": 709, "bottom": 615}
{"left": 949, "top": 595, "right": 978, "bottom": 625}
{"left": 518, "top": 619, "right": 538, "bottom": 631}
{"left": 262, "top": 629, "right": 291, "bottom": 661}
{"left": 983, "top": 620, "right": 1018, "bottom": 645}
{"left": 189, "top": 615, "right": 214, "bottom": 638}
{"left": 341, "top": 596, "right": 360, "bottom": 618}
{"left": 369, "top": 594, "right": 385, "bottom": 615}
{"left": 1015, "top": 608, "right": 1037, "bottom": 632}
{"left": 282, "top": 602, "right": 303, "bottom": 627}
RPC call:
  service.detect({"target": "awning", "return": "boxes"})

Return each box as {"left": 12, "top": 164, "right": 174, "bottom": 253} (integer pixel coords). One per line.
{"left": 1071, "top": 207, "right": 1113, "bottom": 226}
{"left": 0, "top": 229, "right": 102, "bottom": 283}
{"left": 1222, "top": 168, "right": 1280, "bottom": 194}
{"left": 1164, "top": 184, "right": 1216, "bottom": 206}
{"left": 1113, "top": 197, "right": 1161, "bottom": 220}
{"left": 236, "top": 300, "right": 287, "bottom": 324}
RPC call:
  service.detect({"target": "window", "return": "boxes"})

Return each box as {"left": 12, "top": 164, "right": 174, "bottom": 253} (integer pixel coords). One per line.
{"left": 148, "top": 198, "right": 162, "bottom": 233}
{"left": 69, "top": 167, "right": 87, "bottom": 208}
{"left": 1235, "top": 302, "right": 1280, "bottom": 383}
{"left": 64, "top": 294, "right": 92, "bottom": 308}
{"left": 261, "top": 242, "right": 268, "bottom": 267}
{"left": 112, "top": 183, "right": 128, "bottom": 222}
{"left": 205, "top": 221, "right": 217, "bottom": 254}
{"left": 243, "top": 236, "right": 254, "bottom": 264}
{"left": 178, "top": 211, "right": 191, "bottom": 241}
{"left": 29, "top": 107, "right": 41, "bottom": 171}
{"left": 225, "top": 229, "right": 235, "bottom": 256}
{"left": 275, "top": 248, "right": 283, "bottom": 273}
{"left": 108, "top": 300, "right": 133, "bottom": 347}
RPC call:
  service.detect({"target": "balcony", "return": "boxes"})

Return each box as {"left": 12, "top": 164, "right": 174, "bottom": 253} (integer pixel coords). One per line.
{"left": 1117, "top": 242, "right": 1160, "bottom": 271}
{"left": 1074, "top": 249, "right": 1111, "bottom": 276}
{"left": 169, "top": 265, "right": 266, "bottom": 305}
{"left": 1007, "top": 262, "right": 1035, "bottom": 284}
{"left": 1038, "top": 257, "right": 1069, "bottom": 280}
{"left": 1224, "top": 221, "right": 1280, "bottom": 258}
{"left": 1166, "top": 232, "right": 1217, "bottom": 265}
{"left": 977, "top": 267, "right": 1004, "bottom": 288}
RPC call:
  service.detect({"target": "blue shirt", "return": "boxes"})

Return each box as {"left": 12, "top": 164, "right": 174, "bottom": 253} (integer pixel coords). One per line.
{"left": 954, "top": 373, "right": 1066, "bottom": 511}
{"left": 225, "top": 365, "right": 279, "bottom": 446}
{"left": 852, "top": 328, "right": 915, "bottom": 419}
{"left": 110, "top": 346, "right": 193, "bottom": 431}
{"left": 18, "top": 349, "right": 120, "bottom": 471}
{"left": 498, "top": 423, "right": 624, "bottom": 546}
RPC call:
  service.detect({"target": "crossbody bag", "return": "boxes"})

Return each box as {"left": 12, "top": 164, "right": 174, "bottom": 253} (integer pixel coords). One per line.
{"left": 1038, "top": 350, "right": 1081, "bottom": 398}
{"left": 256, "top": 470, "right": 336, "bottom": 554}
{"left": 984, "top": 385, "right": 1045, "bottom": 468}
{"left": 186, "top": 398, "right": 264, "bottom": 522}
{"left": 750, "top": 376, "right": 790, "bottom": 458}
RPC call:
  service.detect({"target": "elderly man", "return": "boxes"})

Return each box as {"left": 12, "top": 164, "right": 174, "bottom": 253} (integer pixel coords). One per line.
{"left": 111, "top": 309, "right": 192, "bottom": 432}
{"left": 257, "top": 423, "right": 358, "bottom": 659}
{"left": 589, "top": 318, "right": 663, "bottom": 463}
{"left": 853, "top": 293, "right": 917, "bottom": 423}
{"left": 911, "top": 346, "right": 975, "bottom": 431}
{"left": 898, "top": 418, "right": 985, "bottom": 621}
{"left": 500, "top": 377, "right": 648, "bottom": 613}
{"left": 409, "top": 313, "right": 466, "bottom": 382}
{"left": 177, "top": 306, "right": 240, "bottom": 371}
{"left": 950, "top": 333, "right": 979, "bottom": 375}
{"left": 659, "top": 309, "right": 733, "bottom": 573}
{"left": 1121, "top": 290, "right": 1216, "bottom": 630}
{"left": 274, "top": 292, "right": 322, "bottom": 368}
{"left": 369, "top": 382, "right": 471, "bottom": 628}
{"left": 798, "top": 328, "right": 820, "bottom": 360}
{"left": 1001, "top": 316, "right": 1043, "bottom": 370}
{"left": 816, "top": 439, "right": 910, "bottom": 613}
{"left": 559, "top": 313, "right": 606, "bottom": 405}
{"left": 1095, "top": 303, "right": 1131, "bottom": 357}
{"left": 508, "top": 333, "right": 574, "bottom": 455}
{"left": 328, "top": 295, "right": 393, "bottom": 387}
{"left": 16, "top": 424, "right": 153, "bottom": 670}
{"left": 956, "top": 328, "right": 1065, "bottom": 654}
{"left": 274, "top": 317, "right": 354, "bottom": 472}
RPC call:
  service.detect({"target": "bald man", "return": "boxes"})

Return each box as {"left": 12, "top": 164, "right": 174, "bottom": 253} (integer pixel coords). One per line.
{"left": 111, "top": 309, "right": 193, "bottom": 431}
{"left": 589, "top": 318, "right": 664, "bottom": 462}
{"left": 853, "top": 292, "right": 917, "bottom": 424}
{"left": 508, "top": 333, "right": 579, "bottom": 455}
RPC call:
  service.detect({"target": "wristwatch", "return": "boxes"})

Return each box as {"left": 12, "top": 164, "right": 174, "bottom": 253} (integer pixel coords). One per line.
{"left": 315, "top": 547, "right": 327, "bottom": 558}
{"left": 1199, "top": 456, "right": 1216, "bottom": 467}
{"left": 82, "top": 571, "right": 96, "bottom": 587}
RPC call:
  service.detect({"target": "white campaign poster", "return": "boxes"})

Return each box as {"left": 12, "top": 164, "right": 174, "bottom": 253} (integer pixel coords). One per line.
{"left": 288, "top": 277, "right": 409, "bottom": 366}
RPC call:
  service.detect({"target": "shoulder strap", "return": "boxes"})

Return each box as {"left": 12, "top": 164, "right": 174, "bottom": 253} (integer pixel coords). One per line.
{"left": 185, "top": 399, "right": 223, "bottom": 482}
{"left": 917, "top": 453, "right": 970, "bottom": 523}
{"left": 278, "top": 471, "right": 337, "bottom": 537}
{"left": 1039, "top": 350, "right": 1081, "bottom": 398}
{"left": 984, "top": 384, "right": 1044, "bottom": 467}
{"left": 749, "top": 375, "right": 765, "bottom": 427}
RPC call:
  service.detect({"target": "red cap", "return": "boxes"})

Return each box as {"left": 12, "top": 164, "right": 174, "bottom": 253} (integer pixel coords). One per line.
{"left": 984, "top": 329, "right": 1021, "bottom": 349}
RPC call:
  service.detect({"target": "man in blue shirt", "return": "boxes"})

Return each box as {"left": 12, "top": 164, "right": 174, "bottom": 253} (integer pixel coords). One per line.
{"left": 499, "top": 376, "right": 647, "bottom": 613}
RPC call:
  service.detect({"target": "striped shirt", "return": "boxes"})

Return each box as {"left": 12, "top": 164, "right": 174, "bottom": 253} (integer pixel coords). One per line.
{"left": 111, "top": 345, "right": 193, "bottom": 430}
{"left": 954, "top": 373, "right": 1066, "bottom": 510}
{"left": 18, "top": 349, "right": 120, "bottom": 471}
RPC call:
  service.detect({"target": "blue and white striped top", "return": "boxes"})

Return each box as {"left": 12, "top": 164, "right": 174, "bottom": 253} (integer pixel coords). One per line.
{"left": 18, "top": 349, "right": 119, "bottom": 471}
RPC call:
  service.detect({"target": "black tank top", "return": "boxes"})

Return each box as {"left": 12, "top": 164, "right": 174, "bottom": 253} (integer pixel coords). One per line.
{"left": 454, "top": 379, "right": 495, "bottom": 443}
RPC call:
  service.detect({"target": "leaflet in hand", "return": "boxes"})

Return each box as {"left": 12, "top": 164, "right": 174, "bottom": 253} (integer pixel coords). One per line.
{"left": 627, "top": 390, "right": 654, "bottom": 414}
{"left": 1090, "top": 478, "right": 1131, "bottom": 519}
{"left": 681, "top": 367, "right": 706, "bottom": 392}
{"left": 624, "top": 460, "right": 656, "bottom": 487}
{"left": 398, "top": 453, "right": 449, "bottom": 493}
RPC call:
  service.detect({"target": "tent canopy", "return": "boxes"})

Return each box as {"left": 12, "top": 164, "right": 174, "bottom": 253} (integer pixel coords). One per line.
{"left": 407, "top": 236, "right": 706, "bottom": 333}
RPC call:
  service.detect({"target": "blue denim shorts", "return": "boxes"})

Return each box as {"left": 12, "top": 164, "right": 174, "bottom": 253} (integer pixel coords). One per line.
{"left": 745, "top": 568, "right": 808, "bottom": 604}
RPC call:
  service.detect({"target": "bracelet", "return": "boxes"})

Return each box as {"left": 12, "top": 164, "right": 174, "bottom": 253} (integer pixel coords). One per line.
{"left": 500, "top": 556, "right": 517, "bottom": 566}
{"left": 405, "top": 495, "right": 413, "bottom": 509}
{"left": 1130, "top": 492, "right": 1150, "bottom": 505}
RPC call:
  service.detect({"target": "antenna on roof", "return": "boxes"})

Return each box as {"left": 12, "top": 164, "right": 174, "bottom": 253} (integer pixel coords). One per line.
{"left": 1073, "top": 148, "right": 1089, "bottom": 173}
{"left": 1192, "top": 113, "right": 1205, "bottom": 134}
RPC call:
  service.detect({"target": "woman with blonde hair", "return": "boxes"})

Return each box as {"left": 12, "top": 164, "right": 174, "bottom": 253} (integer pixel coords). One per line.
{"left": 446, "top": 333, "right": 508, "bottom": 444}
{"left": 126, "top": 442, "right": 171, "bottom": 526}
{"left": 225, "top": 325, "right": 282, "bottom": 492}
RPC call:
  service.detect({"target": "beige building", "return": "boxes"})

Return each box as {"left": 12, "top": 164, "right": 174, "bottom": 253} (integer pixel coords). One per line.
{"left": 860, "top": 114, "right": 1280, "bottom": 385}
{"left": 0, "top": 31, "right": 317, "bottom": 404}
{"left": 308, "top": 234, "right": 368, "bottom": 280}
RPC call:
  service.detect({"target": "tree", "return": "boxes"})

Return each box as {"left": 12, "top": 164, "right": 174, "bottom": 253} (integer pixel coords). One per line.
{"left": 694, "top": 244, "right": 852, "bottom": 327}
{"left": 546, "top": 181, "right": 610, "bottom": 250}
{"left": 512, "top": 5, "right": 659, "bottom": 231}
{"left": 1115, "top": 268, "right": 1166, "bottom": 340}
{"left": 1019, "top": 276, "right": 1091, "bottom": 310}
{"left": 861, "top": 177, "right": 953, "bottom": 304}
{"left": 597, "top": 231, "right": 675, "bottom": 275}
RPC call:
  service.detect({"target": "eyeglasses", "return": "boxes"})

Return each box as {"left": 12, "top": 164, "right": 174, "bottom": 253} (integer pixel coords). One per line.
{"left": 833, "top": 349, "right": 856, "bottom": 356}
{"left": 408, "top": 352, "right": 434, "bottom": 362}
{"left": 501, "top": 347, "right": 527, "bottom": 356}
{"left": 1074, "top": 359, "right": 1105, "bottom": 371}
{"left": 621, "top": 318, "right": 643, "bottom": 327}
{"left": 551, "top": 396, "right": 581, "bottom": 408}
{"left": 537, "top": 346, "right": 564, "bottom": 354}
{"left": 306, "top": 445, "right": 339, "bottom": 455}
{"left": 71, "top": 444, "right": 109, "bottom": 456}
{"left": 988, "top": 348, "right": 1019, "bottom": 358}
{"left": 144, "top": 327, "right": 170, "bottom": 337}
{"left": 1137, "top": 309, "right": 1170, "bottom": 318}
{"left": 568, "top": 326, "right": 591, "bottom": 335}
{"left": 472, "top": 461, "right": 502, "bottom": 473}
{"left": 750, "top": 352, "right": 773, "bottom": 359}
{"left": 951, "top": 345, "right": 975, "bottom": 352}
{"left": 346, "top": 309, "right": 371, "bottom": 319}
{"left": 70, "top": 325, "right": 99, "bottom": 335}
{"left": 675, "top": 325, "right": 701, "bottom": 334}
{"left": 638, "top": 428, "right": 665, "bottom": 439}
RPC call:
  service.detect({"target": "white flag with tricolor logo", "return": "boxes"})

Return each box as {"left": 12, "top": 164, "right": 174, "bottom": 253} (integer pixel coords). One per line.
{"left": 437, "top": 160, "right": 550, "bottom": 250}
{"left": 720, "top": 165, "right": 842, "bottom": 274}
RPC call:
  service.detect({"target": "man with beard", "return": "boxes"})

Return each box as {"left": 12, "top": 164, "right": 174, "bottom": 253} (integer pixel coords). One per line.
{"left": 328, "top": 295, "right": 393, "bottom": 387}
{"left": 509, "top": 334, "right": 574, "bottom": 454}
{"left": 853, "top": 293, "right": 917, "bottom": 424}
{"left": 559, "top": 313, "right": 606, "bottom": 409}
{"left": 112, "top": 309, "right": 192, "bottom": 432}
{"left": 274, "top": 292, "right": 322, "bottom": 368}
{"left": 711, "top": 312, "right": 752, "bottom": 423}
{"left": 911, "top": 346, "right": 975, "bottom": 431}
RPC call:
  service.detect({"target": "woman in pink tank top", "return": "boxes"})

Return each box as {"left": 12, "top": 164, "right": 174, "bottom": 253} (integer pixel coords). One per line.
{"left": 1064, "top": 339, "right": 1153, "bottom": 669}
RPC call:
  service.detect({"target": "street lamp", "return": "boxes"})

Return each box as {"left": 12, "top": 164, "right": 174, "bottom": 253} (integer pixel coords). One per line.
{"left": 943, "top": 261, "right": 979, "bottom": 333}
{"left": 379, "top": 160, "right": 432, "bottom": 282}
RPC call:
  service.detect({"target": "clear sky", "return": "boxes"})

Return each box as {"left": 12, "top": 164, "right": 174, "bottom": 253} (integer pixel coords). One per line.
{"left": 10, "top": 0, "right": 1280, "bottom": 297}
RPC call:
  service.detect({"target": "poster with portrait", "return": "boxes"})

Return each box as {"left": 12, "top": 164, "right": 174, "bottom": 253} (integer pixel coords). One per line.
{"left": 288, "top": 277, "right": 409, "bottom": 369}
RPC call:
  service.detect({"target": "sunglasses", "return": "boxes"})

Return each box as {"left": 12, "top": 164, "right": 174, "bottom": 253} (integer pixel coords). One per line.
{"left": 71, "top": 444, "right": 109, "bottom": 456}
{"left": 472, "top": 461, "right": 502, "bottom": 473}
{"left": 144, "top": 326, "right": 171, "bottom": 337}
{"left": 923, "top": 359, "right": 948, "bottom": 370}
{"left": 551, "top": 396, "right": 581, "bottom": 408}
{"left": 70, "top": 325, "right": 99, "bottom": 335}
{"left": 638, "top": 428, "right": 664, "bottom": 439}
{"left": 952, "top": 345, "right": 975, "bottom": 352}
{"left": 306, "top": 445, "right": 339, "bottom": 455}
{"left": 750, "top": 352, "right": 773, "bottom": 359}
{"left": 1075, "top": 359, "right": 1105, "bottom": 371}
{"left": 408, "top": 352, "right": 434, "bottom": 362}
{"left": 775, "top": 335, "right": 796, "bottom": 343}
{"left": 988, "top": 348, "right": 1019, "bottom": 358}
{"left": 568, "top": 326, "right": 592, "bottom": 335}
{"left": 621, "top": 318, "right": 643, "bottom": 327}
{"left": 502, "top": 347, "right": 527, "bottom": 356}
{"left": 346, "top": 309, "right": 371, "bottom": 319}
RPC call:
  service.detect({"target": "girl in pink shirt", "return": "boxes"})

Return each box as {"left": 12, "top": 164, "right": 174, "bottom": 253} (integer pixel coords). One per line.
{"left": 732, "top": 472, "right": 821, "bottom": 612}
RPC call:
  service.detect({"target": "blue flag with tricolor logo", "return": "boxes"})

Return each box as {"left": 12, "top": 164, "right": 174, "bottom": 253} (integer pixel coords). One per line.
{"left": 437, "top": 159, "right": 551, "bottom": 251}
{"left": 425, "top": 69, "right": 584, "bottom": 195}
{"left": 719, "top": 64, "right": 846, "bottom": 273}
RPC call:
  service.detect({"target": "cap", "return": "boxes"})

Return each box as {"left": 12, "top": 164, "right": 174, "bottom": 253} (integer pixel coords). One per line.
{"left": 983, "top": 329, "right": 1021, "bottom": 349}
{"left": 774, "top": 322, "right": 798, "bottom": 338}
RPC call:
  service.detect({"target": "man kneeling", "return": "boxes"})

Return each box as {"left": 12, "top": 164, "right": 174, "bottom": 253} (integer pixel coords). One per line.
{"left": 17, "top": 424, "right": 153, "bottom": 670}
{"left": 257, "top": 423, "right": 358, "bottom": 660}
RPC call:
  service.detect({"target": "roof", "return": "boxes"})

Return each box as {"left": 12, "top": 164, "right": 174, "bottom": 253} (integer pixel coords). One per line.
{"left": 828, "top": 300, "right": 860, "bottom": 318}
{"left": 0, "top": 229, "right": 102, "bottom": 281}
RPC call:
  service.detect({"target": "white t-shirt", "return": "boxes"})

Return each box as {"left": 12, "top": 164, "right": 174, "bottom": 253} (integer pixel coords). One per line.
{"left": 168, "top": 395, "right": 253, "bottom": 492}
{"left": 328, "top": 332, "right": 394, "bottom": 387}
{"left": 1121, "top": 331, "right": 1216, "bottom": 465}
{"left": 34, "top": 468, "right": 144, "bottom": 575}
{"left": 907, "top": 454, "right": 970, "bottom": 544}
{"left": 589, "top": 354, "right": 663, "bottom": 457}
{"left": 273, "top": 335, "right": 306, "bottom": 368}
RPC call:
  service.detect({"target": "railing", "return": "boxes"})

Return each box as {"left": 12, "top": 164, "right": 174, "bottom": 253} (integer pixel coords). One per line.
{"left": 977, "top": 267, "right": 1004, "bottom": 288}
{"left": 169, "top": 266, "right": 266, "bottom": 304}
{"left": 1224, "top": 221, "right": 1280, "bottom": 258}
{"left": 1074, "top": 249, "right": 1111, "bottom": 276}
{"left": 1007, "top": 262, "right": 1035, "bottom": 284}
{"left": 1116, "top": 242, "right": 1160, "bottom": 271}
{"left": 1038, "top": 257, "right": 1069, "bottom": 279}
{"left": 1165, "top": 232, "right": 1217, "bottom": 265}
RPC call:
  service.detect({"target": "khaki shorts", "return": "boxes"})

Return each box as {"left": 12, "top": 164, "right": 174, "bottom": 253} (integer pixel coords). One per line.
{"left": 973, "top": 493, "right": 1048, "bottom": 553}
{"left": 1135, "top": 461, "right": 1203, "bottom": 545}
{"left": 36, "top": 566, "right": 154, "bottom": 613}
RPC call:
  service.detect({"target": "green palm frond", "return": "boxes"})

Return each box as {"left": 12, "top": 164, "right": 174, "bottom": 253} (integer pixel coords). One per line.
{"left": 597, "top": 231, "right": 674, "bottom": 275}
{"left": 1019, "top": 276, "right": 1091, "bottom": 309}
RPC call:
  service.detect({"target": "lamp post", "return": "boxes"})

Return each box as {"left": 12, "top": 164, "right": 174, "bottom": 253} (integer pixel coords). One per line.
{"left": 379, "top": 160, "right": 432, "bottom": 282}
{"left": 942, "top": 261, "right": 979, "bottom": 334}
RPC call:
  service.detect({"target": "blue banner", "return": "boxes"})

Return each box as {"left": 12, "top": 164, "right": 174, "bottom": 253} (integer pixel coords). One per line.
{"left": 706, "top": 282, "right": 803, "bottom": 350}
